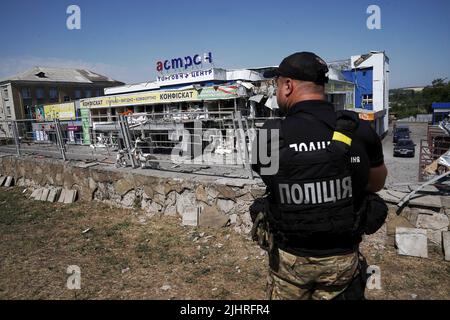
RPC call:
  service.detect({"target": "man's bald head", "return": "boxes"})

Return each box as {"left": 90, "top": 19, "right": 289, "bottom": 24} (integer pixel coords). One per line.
{"left": 275, "top": 76, "right": 326, "bottom": 114}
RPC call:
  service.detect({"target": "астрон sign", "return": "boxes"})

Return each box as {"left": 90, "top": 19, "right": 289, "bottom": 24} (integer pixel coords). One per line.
{"left": 156, "top": 52, "right": 213, "bottom": 72}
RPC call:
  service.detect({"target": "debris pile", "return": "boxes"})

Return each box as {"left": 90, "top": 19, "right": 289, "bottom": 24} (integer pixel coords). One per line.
{"left": 29, "top": 187, "right": 78, "bottom": 204}
{"left": 378, "top": 184, "right": 450, "bottom": 261}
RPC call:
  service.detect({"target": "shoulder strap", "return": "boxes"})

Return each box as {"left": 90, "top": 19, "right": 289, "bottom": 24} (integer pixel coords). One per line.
{"left": 296, "top": 110, "right": 336, "bottom": 131}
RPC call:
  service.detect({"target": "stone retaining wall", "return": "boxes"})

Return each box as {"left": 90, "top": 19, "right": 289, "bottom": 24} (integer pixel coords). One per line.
{"left": 0, "top": 155, "right": 266, "bottom": 234}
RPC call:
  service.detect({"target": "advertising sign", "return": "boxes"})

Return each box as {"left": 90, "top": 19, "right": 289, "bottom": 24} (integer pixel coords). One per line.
{"left": 156, "top": 52, "right": 213, "bottom": 72}
{"left": 80, "top": 108, "right": 91, "bottom": 145}
{"left": 44, "top": 102, "right": 76, "bottom": 120}
{"left": 80, "top": 90, "right": 199, "bottom": 109}
{"left": 198, "top": 86, "right": 239, "bottom": 100}
{"left": 156, "top": 68, "right": 226, "bottom": 86}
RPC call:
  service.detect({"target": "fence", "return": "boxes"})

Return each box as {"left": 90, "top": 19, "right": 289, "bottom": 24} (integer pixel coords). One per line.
{"left": 0, "top": 111, "right": 266, "bottom": 179}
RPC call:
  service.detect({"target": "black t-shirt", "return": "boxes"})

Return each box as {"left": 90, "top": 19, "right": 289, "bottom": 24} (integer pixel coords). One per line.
{"left": 252, "top": 100, "right": 385, "bottom": 256}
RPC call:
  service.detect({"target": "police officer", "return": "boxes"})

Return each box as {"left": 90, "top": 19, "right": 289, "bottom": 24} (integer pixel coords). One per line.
{"left": 252, "top": 52, "right": 388, "bottom": 300}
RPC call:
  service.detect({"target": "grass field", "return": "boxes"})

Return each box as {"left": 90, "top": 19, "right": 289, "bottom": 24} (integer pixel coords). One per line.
{"left": 0, "top": 187, "right": 449, "bottom": 300}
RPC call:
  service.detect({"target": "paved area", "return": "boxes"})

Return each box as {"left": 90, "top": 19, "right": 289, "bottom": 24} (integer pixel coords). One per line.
{"left": 383, "top": 122, "right": 427, "bottom": 187}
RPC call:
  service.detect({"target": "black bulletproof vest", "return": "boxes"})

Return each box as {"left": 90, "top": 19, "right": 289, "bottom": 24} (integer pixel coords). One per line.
{"left": 267, "top": 111, "right": 361, "bottom": 250}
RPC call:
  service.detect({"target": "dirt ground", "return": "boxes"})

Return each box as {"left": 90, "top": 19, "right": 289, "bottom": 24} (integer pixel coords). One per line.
{"left": 0, "top": 187, "right": 449, "bottom": 300}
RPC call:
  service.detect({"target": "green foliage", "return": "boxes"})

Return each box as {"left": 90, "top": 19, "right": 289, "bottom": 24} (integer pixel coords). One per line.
{"left": 390, "top": 79, "right": 450, "bottom": 119}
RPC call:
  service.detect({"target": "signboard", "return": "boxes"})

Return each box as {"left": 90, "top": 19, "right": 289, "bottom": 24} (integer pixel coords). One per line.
{"left": 35, "top": 105, "right": 45, "bottom": 122}
{"left": 156, "top": 52, "right": 213, "bottom": 72}
{"left": 198, "top": 86, "right": 239, "bottom": 100}
{"left": 80, "top": 90, "right": 199, "bottom": 109}
{"left": 44, "top": 102, "right": 76, "bottom": 120}
{"left": 358, "top": 112, "right": 375, "bottom": 121}
{"left": 80, "top": 108, "right": 91, "bottom": 145}
{"left": 156, "top": 68, "right": 226, "bottom": 86}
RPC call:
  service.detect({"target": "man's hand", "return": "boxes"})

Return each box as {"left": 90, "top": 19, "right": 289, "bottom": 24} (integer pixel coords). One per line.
{"left": 367, "top": 164, "right": 388, "bottom": 192}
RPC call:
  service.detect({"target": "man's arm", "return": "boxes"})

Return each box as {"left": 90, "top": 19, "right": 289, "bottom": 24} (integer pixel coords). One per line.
{"left": 357, "top": 121, "right": 387, "bottom": 192}
{"left": 367, "top": 163, "right": 388, "bottom": 192}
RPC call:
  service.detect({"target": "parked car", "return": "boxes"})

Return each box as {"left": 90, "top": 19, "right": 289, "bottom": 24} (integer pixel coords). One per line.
{"left": 393, "top": 139, "right": 416, "bottom": 157}
{"left": 393, "top": 124, "right": 410, "bottom": 143}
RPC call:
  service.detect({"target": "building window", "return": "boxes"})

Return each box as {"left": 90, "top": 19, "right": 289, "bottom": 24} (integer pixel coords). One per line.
{"left": 36, "top": 88, "right": 45, "bottom": 100}
{"left": 85, "top": 90, "right": 92, "bottom": 98}
{"left": 64, "top": 96, "right": 70, "bottom": 102}
{"left": 95, "top": 89, "right": 101, "bottom": 97}
{"left": 74, "top": 90, "right": 81, "bottom": 99}
{"left": 6, "top": 106, "right": 11, "bottom": 116}
{"left": 362, "top": 94, "right": 373, "bottom": 108}
{"left": 2, "top": 87, "right": 9, "bottom": 100}
{"left": 49, "top": 88, "right": 58, "bottom": 102}
{"left": 21, "top": 88, "right": 32, "bottom": 99}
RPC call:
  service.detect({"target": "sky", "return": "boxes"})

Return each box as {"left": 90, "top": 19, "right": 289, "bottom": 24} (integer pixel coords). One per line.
{"left": 0, "top": 0, "right": 449, "bottom": 88}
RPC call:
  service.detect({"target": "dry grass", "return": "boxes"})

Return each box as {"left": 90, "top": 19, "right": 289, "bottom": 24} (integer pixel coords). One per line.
{"left": 0, "top": 187, "right": 448, "bottom": 300}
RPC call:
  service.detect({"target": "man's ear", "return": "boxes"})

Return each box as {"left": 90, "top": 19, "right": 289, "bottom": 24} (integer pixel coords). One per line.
{"left": 285, "top": 78, "right": 294, "bottom": 96}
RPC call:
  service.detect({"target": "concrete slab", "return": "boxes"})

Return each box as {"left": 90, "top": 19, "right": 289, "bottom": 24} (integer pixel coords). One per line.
{"left": 416, "top": 212, "right": 449, "bottom": 230}
{"left": 0, "top": 176, "right": 6, "bottom": 186}
{"left": 410, "top": 195, "right": 442, "bottom": 209}
{"left": 58, "top": 189, "right": 67, "bottom": 203}
{"left": 32, "top": 188, "right": 43, "bottom": 200}
{"left": 74, "top": 162, "right": 99, "bottom": 168}
{"left": 40, "top": 188, "right": 50, "bottom": 201}
{"left": 64, "top": 189, "right": 77, "bottom": 204}
{"left": 378, "top": 190, "right": 404, "bottom": 203}
{"left": 47, "top": 188, "right": 61, "bottom": 203}
{"left": 379, "top": 190, "right": 442, "bottom": 208}
{"left": 427, "top": 228, "right": 446, "bottom": 247}
{"left": 4, "top": 176, "right": 13, "bottom": 187}
{"left": 182, "top": 205, "right": 198, "bottom": 227}
{"left": 442, "top": 196, "right": 450, "bottom": 210}
{"left": 395, "top": 227, "right": 428, "bottom": 258}
{"left": 30, "top": 188, "right": 40, "bottom": 199}
{"left": 443, "top": 232, "right": 450, "bottom": 261}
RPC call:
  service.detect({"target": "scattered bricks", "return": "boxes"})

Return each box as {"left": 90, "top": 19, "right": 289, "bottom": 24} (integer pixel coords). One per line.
{"left": 47, "top": 188, "right": 62, "bottom": 203}
{"left": 32, "top": 188, "right": 43, "bottom": 201}
{"left": 395, "top": 227, "right": 428, "bottom": 258}
{"left": 0, "top": 176, "right": 6, "bottom": 186}
{"left": 443, "top": 232, "right": 450, "bottom": 261}
{"left": 40, "top": 188, "right": 50, "bottom": 201}
{"left": 4, "top": 176, "right": 13, "bottom": 187}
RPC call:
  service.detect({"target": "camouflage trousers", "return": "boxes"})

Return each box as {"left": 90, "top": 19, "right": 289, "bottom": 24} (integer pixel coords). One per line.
{"left": 266, "top": 248, "right": 362, "bottom": 300}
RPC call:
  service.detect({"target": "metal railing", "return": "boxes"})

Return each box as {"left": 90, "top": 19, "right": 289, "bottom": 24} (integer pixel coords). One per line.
{"left": 0, "top": 111, "right": 263, "bottom": 179}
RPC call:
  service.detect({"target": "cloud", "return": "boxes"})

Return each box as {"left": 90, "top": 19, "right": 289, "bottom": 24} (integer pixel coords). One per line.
{"left": 0, "top": 56, "right": 149, "bottom": 84}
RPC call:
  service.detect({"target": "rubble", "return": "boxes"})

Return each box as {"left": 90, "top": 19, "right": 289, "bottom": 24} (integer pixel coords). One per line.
{"left": 379, "top": 189, "right": 442, "bottom": 209}
{"left": 395, "top": 227, "right": 428, "bottom": 258}
{"left": 415, "top": 212, "right": 449, "bottom": 230}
